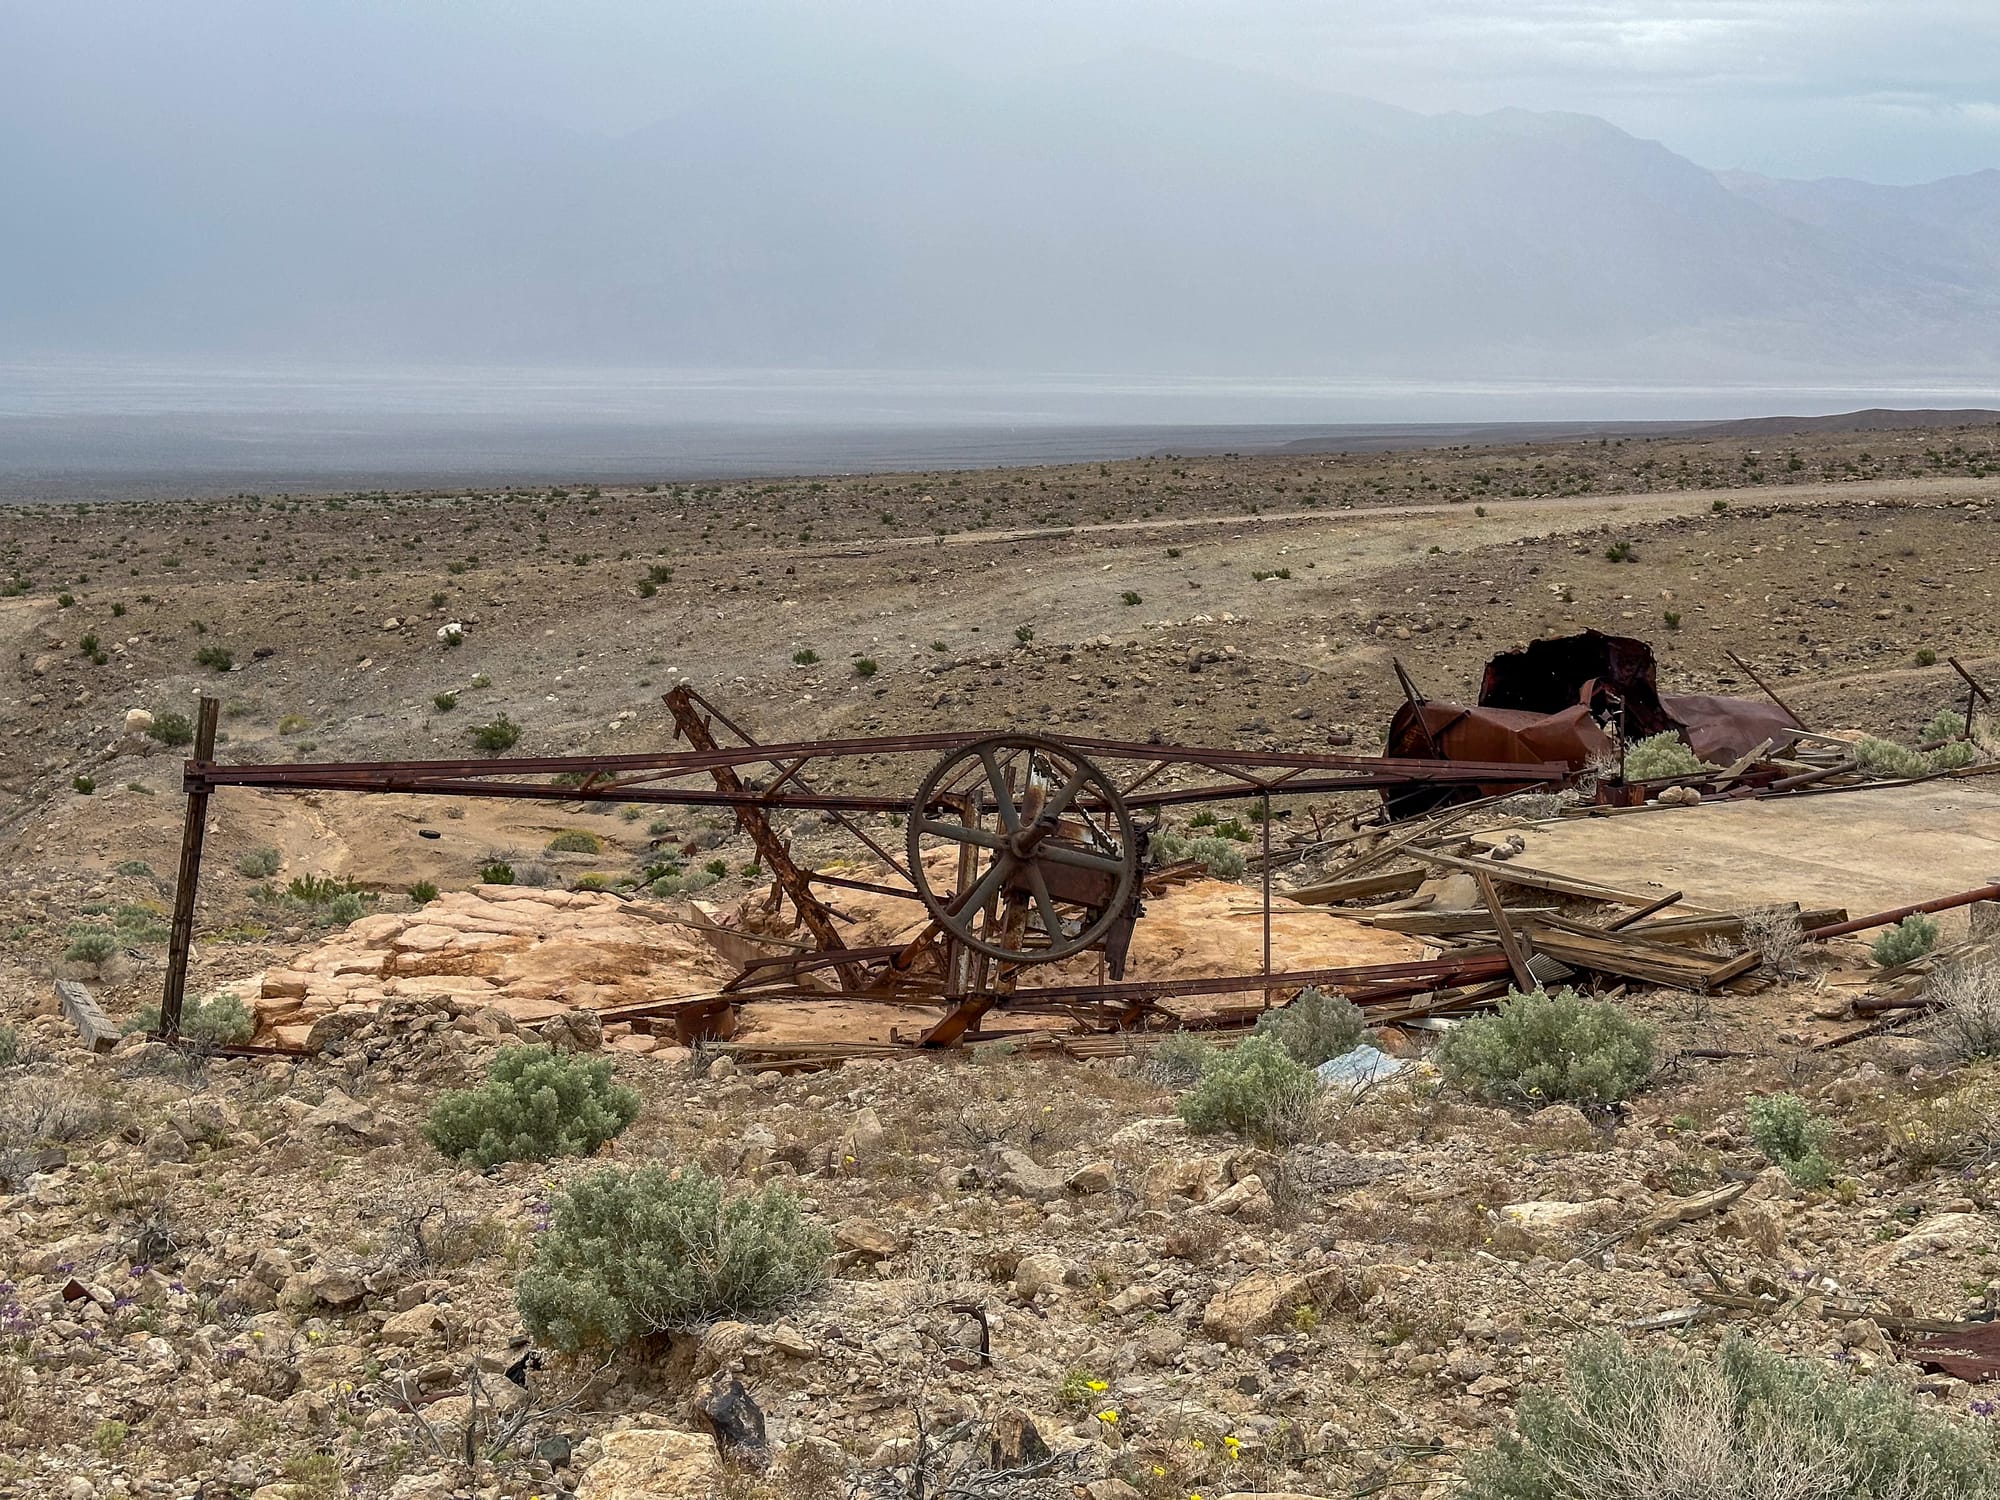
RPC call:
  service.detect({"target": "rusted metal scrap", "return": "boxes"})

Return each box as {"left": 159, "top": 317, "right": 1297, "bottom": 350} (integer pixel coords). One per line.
{"left": 157, "top": 692, "right": 1565, "bottom": 1044}
{"left": 1385, "top": 630, "right": 1806, "bottom": 817}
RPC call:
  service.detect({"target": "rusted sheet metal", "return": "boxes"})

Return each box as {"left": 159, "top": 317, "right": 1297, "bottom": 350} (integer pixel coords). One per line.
{"left": 1659, "top": 693, "right": 1805, "bottom": 765}
{"left": 1383, "top": 631, "right": 1804, "bottom": 817}
{"left": 1385, "top": 701, "right": 1610, "bottom": 817}
{"left": 1909, "top": 1322, "right": 2000, "bottom": 1382}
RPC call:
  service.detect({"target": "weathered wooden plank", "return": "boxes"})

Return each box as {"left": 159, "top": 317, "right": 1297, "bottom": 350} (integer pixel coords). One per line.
{"left": 54, "top": 979, "right": 120, "bottom": 1053}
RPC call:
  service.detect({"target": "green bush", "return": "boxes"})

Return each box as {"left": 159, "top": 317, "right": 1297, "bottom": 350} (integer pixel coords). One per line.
{"left": 1435, "top": 988, "right": 1655, "bottom": 1106}
{"left": 425, "top": 1046, "right": 640, "bottom": 1169}
{"left": 147, "top": 712, "right": 194, "bottom": 748}
{"left": 123, "top": 991, "right": 254, "bottom": 1044}
{"left": 468, "top": 716, "right": 522, "bottom": 754}
{"left": 853, "top": 657, "right": 878, "bottom": 678}
{"left": 0, "top": 1024, "right": 17, "bottom": 1068}
{"left": 1461, "top": 1333, "right": 2000, "bottom": 1500}
{"left": 1621, "top": 732, "right": 1709, "bottom": 781}
{"left": 1178, "top": 1034, "right": 1319, "bottom": 1142}
{"left": 433, "top": 691, "right": 459, "bottom": 712}
{"left": 1924, "top": 708, "right": 1968, "bottom": 743}
{"left": 1929, "top": 738, "right": 1977, "bottom": 771}
{"left": 72, "top": 775, "right": 95, "bottom": 795}
{"left": 546, "top": 830, "right": 602, "bottom": 855}
{"left": 1853, "top": 735, "right": 1928, "bottom": 779}
{"left": 480, "top": 860, "right": 516, "bottom": 885}
{"left": 195, "top": 645, "right": 234, "bottom": 672}
{"left": 236, "top": 846, "right": 282, "bottom": 878}
{"left": 1747, "top": 1093, "right": 1835, "bottom": 1187}
{"left": 1256, "top": 986, "right": 1370, "bottom": 1067}
{"left": 516, "top": 1164, "right": 829, "bottom": 1351}
{"left": 1872, "top": 914, "right": 1939, "bottom": 968}
{"left": 408, "top": 881, "right": 440, "bottom": 906}
{"left": 1150, "top": 830, "right": 1248, "bottom": 880}
{"left": 324, "top": 892, "right": 367, "bottom": 925}
{"left": 63, "top": 927, "right": 119, "bottom": 966}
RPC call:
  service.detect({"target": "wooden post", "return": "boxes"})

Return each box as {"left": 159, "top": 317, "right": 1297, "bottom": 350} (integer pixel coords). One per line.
{"left": 159, "top": 696, "right": 220, "bottom": 1040}
{"left": 1474, "top": 866, "right": 1537, "bottom": 995}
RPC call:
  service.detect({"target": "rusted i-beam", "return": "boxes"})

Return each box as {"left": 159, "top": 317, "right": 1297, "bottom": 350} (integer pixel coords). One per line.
{"left": 159, "top": 696, "right": 220, "bottom": 1040}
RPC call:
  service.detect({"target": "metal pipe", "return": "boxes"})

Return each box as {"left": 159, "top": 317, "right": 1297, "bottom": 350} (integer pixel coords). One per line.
{"left": 1806, "top": 883, "right": 2000, "bottom": 941}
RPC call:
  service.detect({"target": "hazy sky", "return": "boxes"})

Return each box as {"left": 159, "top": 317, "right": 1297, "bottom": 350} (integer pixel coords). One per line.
{"left": 7, "top": 0, "right": 1999, "bottom": 184}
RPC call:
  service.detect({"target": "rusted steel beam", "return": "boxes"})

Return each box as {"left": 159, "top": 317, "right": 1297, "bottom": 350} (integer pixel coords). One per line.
{"left": 664, "top": 686, "right": 860, "bottom": 987}
{"left": 159, "top": 696, "right": 221, "bottom": 1041}
{"left": 1725, "top": 649, "right": 1807, "bottom": 728}
{"left": 1806, "top": 883, "right": 2000, "bottom": 941}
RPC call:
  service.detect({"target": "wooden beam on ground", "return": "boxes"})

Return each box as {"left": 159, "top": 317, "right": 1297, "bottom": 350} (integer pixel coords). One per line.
{"left": 1286, "top": 867, "right": 1427, "bottom": 907}
{"left": 54, "top": 979, "right": 119, "bottom": 1053}
{"left": 1407, "top": 847, "right": 1665, "bottom": 908}
{"left": 1474, "top": 868, "right": 1537, "bottom": 993}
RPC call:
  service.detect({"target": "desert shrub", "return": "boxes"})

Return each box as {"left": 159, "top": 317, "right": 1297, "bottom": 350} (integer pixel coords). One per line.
{"left": 122, "top": 991, "right": 254, "bottom": 1044}
{"left": 63, "top": 926, "right": 118, "bottom": 966}
{"left": 236, "top": 846, "right": 282, "bottom": 878}
{"left": 479, "top": 860, "right": 516, "bottom": 885}
{"left": 1621, "top": 732, "right": 1709, "bottom": 781}
{"left": 853, "top": 657, "right": 878, "bottom": 678}
{"left": 1741, "top": 905, "right": 1806, "bottom": 974}
{"left": 115, "top": 860, "right": 153, "bottom": 878}
{"left": 1461, "top": 1333, "right": 2000, "bottom": 1500}
{"left": 1178, "top": 1034, "right": 1320, "bottom": 1142}
{"left": 516, "top": 1164, "right": 829, "bottom": 1351}
{"left": 468, "top": 715, "right": 522, "bottom": 754}
{"left": 194, "top": 644, "right": 233, "bottom": 672}
{"left": 546, "top": 830, "right": 602, "bottom": 854}
{"left": 0, "top": 1025, "right": 16, "bottom": 1068}
{"left": 1929, "top": 961, "right": 2000, "bottom": 1063}
{"left": 1150, "top": 830, "right": 1247, "bottom": 880}
{"left": 1144, "top": 1033, "right": 1215, "bottom": 1087}
{"left": 1435, "top": 988, "right": 1655, "bottom": 1106}
{"left": 432, "top": 691, "right": 458, "bottom": 712}
{"left": 1853, "top": 735, "right": 1927, "bottom": 779}
{"left": 1929, "top": 738, "right": 1977, "bottom": 771}
{"left": 408, "top": 880, "right": 440, "bottom": 906}
{"left": 324, "top": 891, "right": 367, "bottom": 925}
{"left": 425, "top": 1046, "right": 640, "bottom": 1169}
{"left": 72, "top": 775, "right": 95, "bottom": 795}
{"left": 792, "top": 648, "right": 820, "bottom": 665}
{"left": 1256, "top": 986, "right": 1370, "bottom": 1067}
{"left": 1872, "top": 913, "right": 1939, "bottom": 968}
{"left": 147, "top": 712, "right": 194, "bottom": 747}
{"left": 1924, "top": 708, "right": 1968, "bottom": 743}
{"left": 1747, "top": 1093, "right": 1835, "bottom": 1187}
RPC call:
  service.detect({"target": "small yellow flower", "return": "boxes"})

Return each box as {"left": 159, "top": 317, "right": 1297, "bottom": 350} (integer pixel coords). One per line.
{"left": 1086, "top": 1379, "right": 1108, "bottom": 1392}
{"left": 1190, "top": 1439, "right": 1205, "bottom": 1451}
{"left": 1153, "top": 1467, "right": 1167, "bottom": 1477}
{"left": 1096, "top": 1409, "right": 1119, "bottom": 1424}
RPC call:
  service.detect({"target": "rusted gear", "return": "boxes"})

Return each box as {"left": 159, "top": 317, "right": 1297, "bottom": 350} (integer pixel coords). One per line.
{"left": 908, "top": 734, "right": 1137, "bottom": 964}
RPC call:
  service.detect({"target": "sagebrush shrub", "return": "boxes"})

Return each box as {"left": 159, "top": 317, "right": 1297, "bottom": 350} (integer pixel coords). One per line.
{"left": 1747, "top": 1093, "right": 1835, "bottom": 1187}
{"left": 1435, "top": 988, "right": 1655, "bottom": 1106}
{"left": 123, "top": 991, "right": 254, "bottom": 1044}
{"left": 1144, "top": 1033, "right": 1214, "bottom": 1087}
{"left": 1150, "top": 830, "right": 1247, "bottom": 880}
{"left": 1178, "top": 1034, "right": 1319, "bottom": 1142}
{"left": 1872, "top": 914, "right": 1939, "bottom": 968}
{"left": 1256, "top": 986, "right": 1371, "bottom": 1067}
{"left": 0, "top": 1025, "right": 17, "bottom": 1068}
{"left": 1462, "top": 1333, "right": 2000, "bottom": 1500}
{"left": 545, "top": 830, "right": 602, "bottom": 854}
{"left": 1621, "top": 732, "right": 1709, "bottom": 781}
{"left": 517, "top": 1164, "right": 829, "bottom": 1350}
{"left": 468, "top": 716, "right": 522, "bottom": 754}
{"left": 425, "top": 1046, "right": 639, "bottom": 1168}
{"left": 147, "top": 712, "right": 194, "bottom": 747}
{"left": 1929, "top": 961, "right": 2000, "bottom": 1063}
{"left": 236, "top": 846, "right": 282, "bottom": 878}
{"left": 64, "top": 927, "right": 118, "bottom": 966}
{"left": 1853, "top": 735, "right": 1928, "bottom": 779}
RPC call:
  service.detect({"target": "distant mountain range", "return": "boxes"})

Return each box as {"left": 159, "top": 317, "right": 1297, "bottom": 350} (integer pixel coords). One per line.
{"left": 6, "top": 51, "right": 2000, "bottom": 378}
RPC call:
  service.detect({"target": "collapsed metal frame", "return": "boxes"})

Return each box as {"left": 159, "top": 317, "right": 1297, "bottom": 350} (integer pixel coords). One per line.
{"left": 157, "top": 689, "right": 1566, "bottom": 1043}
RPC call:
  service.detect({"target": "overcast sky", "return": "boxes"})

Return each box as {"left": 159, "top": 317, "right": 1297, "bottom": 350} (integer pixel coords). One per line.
{"left": 7, "top": 0, "right": 2000, "bottom": 184}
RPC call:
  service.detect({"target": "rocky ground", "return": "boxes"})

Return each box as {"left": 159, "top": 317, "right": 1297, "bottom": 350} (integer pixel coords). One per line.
{"left": 3, "top": 419, "right": 2000, "bottom": 1499}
